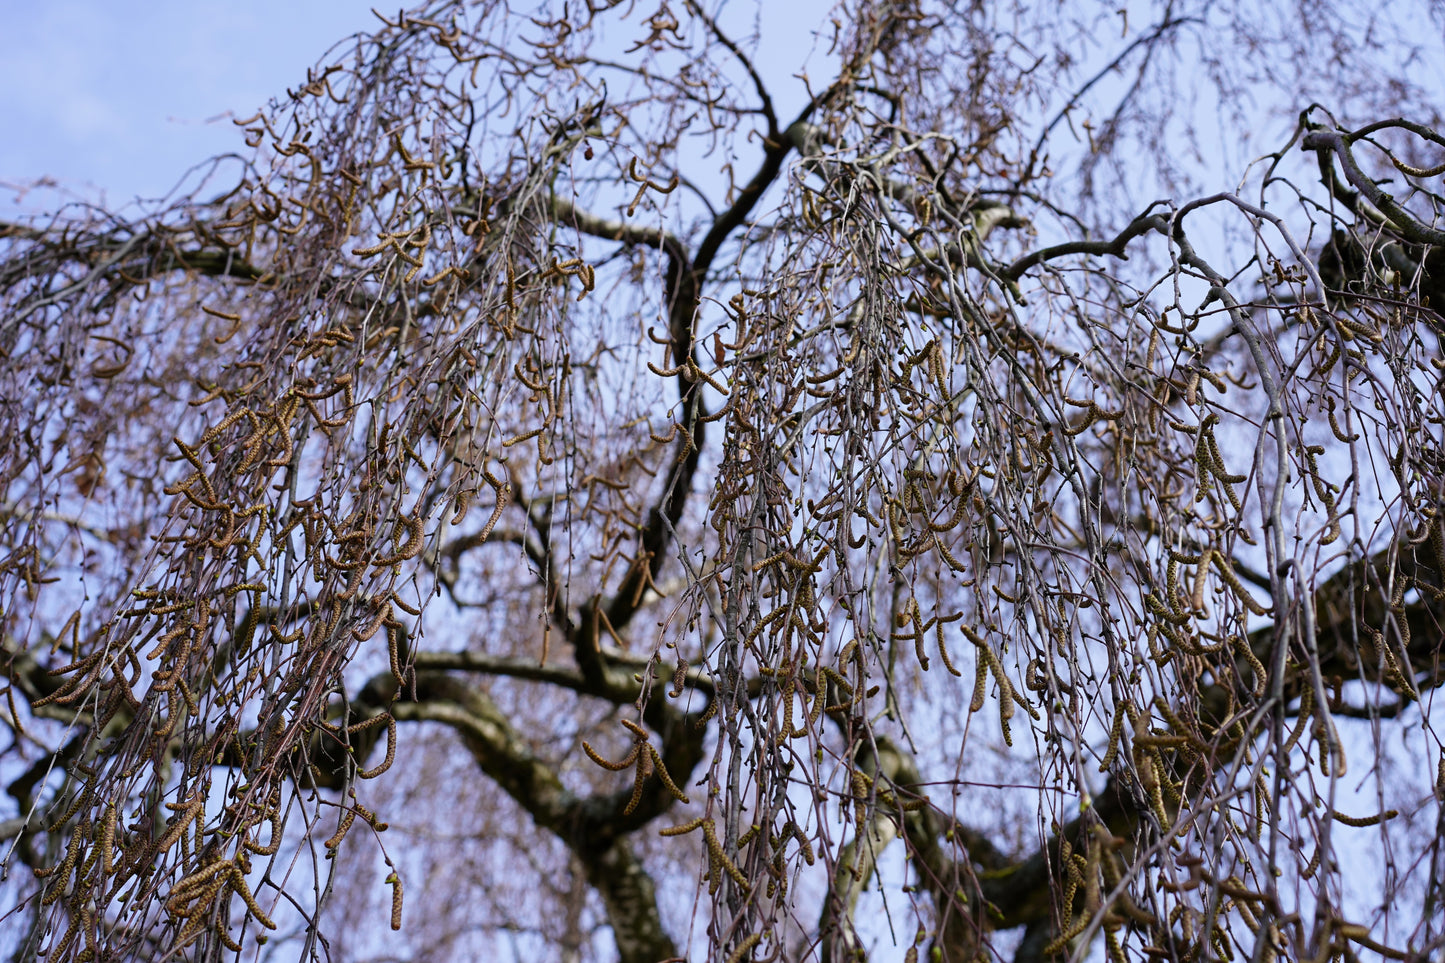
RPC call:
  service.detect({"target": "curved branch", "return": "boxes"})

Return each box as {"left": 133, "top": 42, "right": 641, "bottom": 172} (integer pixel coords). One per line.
{"left": 684, "top": 0, "right": 779, "bottom": 140}
{"left": 391, "top": 672, "right": 681, "bottom": 963}
{"left": 1003, "top": 211, "right": 1168, "bottom": 282}
{"left": 1302, "top": 127, "right": 1445, "bottom": 245}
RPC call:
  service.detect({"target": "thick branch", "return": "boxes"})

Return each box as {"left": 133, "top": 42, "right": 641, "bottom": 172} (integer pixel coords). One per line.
{"left": 1002, "top": 212, "right": 1168, "bottom": 281}
{"left": 548, "top": 196, "right": 687, "bottom": 257}
{"left": 1302, "top": 127, "right": 1445, "bottom": 245}
{"left": 597, "top": 230, "right": 705, "bottom": 637}
{"left": 391, "top": 672, "right": 681, "bottom": 963}
{"left": 532, "top": 191, "right": 708, "bottom": 641}
{"left": 824, "top": 533, "right": 1445, "bottom": 957}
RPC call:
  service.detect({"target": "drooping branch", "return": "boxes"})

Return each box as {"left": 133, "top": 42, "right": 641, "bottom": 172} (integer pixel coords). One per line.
{"left": 790, "top": 530, "right": 1445, "bottom": 960}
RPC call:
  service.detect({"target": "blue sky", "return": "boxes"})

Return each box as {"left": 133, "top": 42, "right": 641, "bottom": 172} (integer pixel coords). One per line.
{"left": 0, "top": 1, "right": 832, "bottom": 214}
{"left": 0, "top": 0, "right": 383, "bottom": 208}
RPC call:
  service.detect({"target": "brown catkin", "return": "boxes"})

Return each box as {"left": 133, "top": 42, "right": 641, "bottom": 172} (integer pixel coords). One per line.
{"left": 388, "top": 872, "right": 403, "bottom": 930}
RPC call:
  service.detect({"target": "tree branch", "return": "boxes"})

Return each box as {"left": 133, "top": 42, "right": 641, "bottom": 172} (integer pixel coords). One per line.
{"left": 1002, "top": 211, "right": 1168, "bottom": 282}
{"left": 392, "top": 672, "right": 682, "bottom": 963}
{"left": 1302, "top": 126, "right": 1445, "bottom": 245}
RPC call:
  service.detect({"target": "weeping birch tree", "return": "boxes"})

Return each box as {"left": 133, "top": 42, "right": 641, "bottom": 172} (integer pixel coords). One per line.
{"left": 3, "top": 1, "right": 1445, "bottom": 961}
